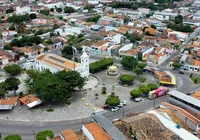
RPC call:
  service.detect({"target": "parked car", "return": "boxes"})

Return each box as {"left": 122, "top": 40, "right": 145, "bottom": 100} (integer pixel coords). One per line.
{"left": 134, "top": 97, "right": 143, "bottom": 102}
{"left": 101, "top": 105, "right": 109, "bottom": 109}
{"left": 117, "top": 103, "right": 123, "bottom": 107}
{"left": 111, "top": 106, "right": 119, "bottom": 112}
{"left": 120, "top": 101, "right": 127, "bottom": 106}
{"left": 178, "top": 71, "right": 184, "bottom": 74}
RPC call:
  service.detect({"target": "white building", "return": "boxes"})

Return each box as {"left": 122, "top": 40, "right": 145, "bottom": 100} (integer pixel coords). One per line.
{"left": 15, "top": 6, "right": 31, "bottom": 15}
{"left": 193, "top": 12, "right": 200, "bottom": 20}
{"left": 54, "top": 26, "right": 85, "bottom": 36}
{"left": 168, "top": 31, "right": 189, "bottom": 41}
{"left": 35, "top": 51, "right": 89, "bottom": 78}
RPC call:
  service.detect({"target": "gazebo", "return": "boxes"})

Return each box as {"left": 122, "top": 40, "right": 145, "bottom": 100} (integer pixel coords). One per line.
{"left": 107, "top": 65, "right": 118, "bottom": 76}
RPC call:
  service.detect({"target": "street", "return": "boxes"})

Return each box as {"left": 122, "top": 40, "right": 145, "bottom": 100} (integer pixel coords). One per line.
{"left": 0, "top": 96, "right": 167, "bottom": 140}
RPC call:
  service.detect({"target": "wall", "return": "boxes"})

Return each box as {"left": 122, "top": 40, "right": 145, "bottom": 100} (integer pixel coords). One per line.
{"left": 174, "top": 111, "right": 199, "bottom": 131}
{"left": 82, "top": 125, "right": 95, "bottom": 140}
{"left": 35, "top": 60, "right": 60, "bottom": 73}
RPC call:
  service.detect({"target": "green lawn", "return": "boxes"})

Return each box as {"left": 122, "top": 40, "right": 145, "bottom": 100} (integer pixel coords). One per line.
{"left": 190, "top": 76, "right": 200, "bottom": 84}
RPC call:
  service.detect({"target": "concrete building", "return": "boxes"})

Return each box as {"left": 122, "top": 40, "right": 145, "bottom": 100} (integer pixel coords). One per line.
{"left": 15, "top": 6, "right": 31, "bottom": 15}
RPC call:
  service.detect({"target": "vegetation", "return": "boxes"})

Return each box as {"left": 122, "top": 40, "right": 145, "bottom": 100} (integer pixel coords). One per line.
{"left": 121, "top": 56, "right": 138, "bottom": 70}
{"left": 84, "top": 4, "right": 94, "bottom": 11}
{"left": 147, "top": 84, "right": 158, "bottom": 91}
{"left": 138, "top": 76, "right": 146, "bottom": 83}
{"left": 7, "top": 14, "right": 30, "bottom": 24}
{"left": 45, "top": 39, "right": 53, "bottom": 44}
{"left": 6, "top": 7, "right": 14, "bottom": 14}
{"left": 124, "top": 32, "right": 142, "bottom": 44}
{"left": 172, "top": 62, "right": 182, "bottom": 69}
{"left": 40, "top": 9, "right": 49, "bottom": 16}
{"left": 4, "top": 135, "right": 22, "bottom": 140}
{"left": 61, "top": 45, "right": 73, "bottom": 59}
{"left": 29, "top": 13, "right": 37, "bottom": 19}
{"left": 137, "top": 62, "right": 147, "bottom": 70}
{"left": 3, "top": 64, "right": 22, "bottom": 76}
{"left": 139, "top": 85, "right": 151, "bottom": 95}
{"left": 36, "top": 130, "right": 54, "bottom": 140}
{"left": 105, "top": 92, "right": 120, "bottom": 106}
{"left": 46, "top": 106, "right": 54, "bottom": 112}
{"left": 5, "top": 77, "right": 21, "bottom": 95}
{"left": 89, "top": 58, "right": 113, "bottom": 73}
{"left": 101, "top": 86, "right": 107, "bottom": 94}
{"left": 10, "top": 35, "right": 43, "bottom": 47}
{"left": 56, "top": 8, "right": 62, "bottom": 13}
{"left": 130, "top": 89, "right": 142, "bottom": 98}
{"left": 86, "top": 15, "right": 101, "bottom": 23}
{"left": 66, "top": 100, "right": 72, "bottom": 105}
{"left": 64, "top": 6, "right": 75, "bottom": 13}
{"left": 190, "top": 76, "right": 200, "bottom": 84}
{"left": 119, "top": 74, "right": 134, "bottom": 85}
{"left": 0, "top": 82, "right": 8, "bottom": 98}
{"left": 56, "top": 70, "right": 85, "bottom": 90}
{"left": 133, "top": 68, "right": 143, "bottom": 76}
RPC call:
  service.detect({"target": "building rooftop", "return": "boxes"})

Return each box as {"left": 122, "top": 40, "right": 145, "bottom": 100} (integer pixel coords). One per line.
{"left": 92, "top": 115, "right": 126, "bottom": 140}
{"left": 0, "top": 96, "right": 19, "bottom": 110}
{"left": 191, "top": 90, "right": 200, "bottom": 100}
{"left": 85, "top": 122, "right": 112, "bottom": 140}
{"left": 60, "top": 129, "right": 78, "bottom": 140}
{"left": 36, "top": 53, "right": 78, "bottom": 71}
{"left": 168, "top": 90, "right": 200, "bottom": 108}
{"left": 19, "top": 94, "right": 42, "bottom": 108}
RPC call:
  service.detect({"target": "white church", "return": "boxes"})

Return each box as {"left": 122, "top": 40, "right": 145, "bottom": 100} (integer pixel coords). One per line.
{"left": 34, "top": 50, "right": 90, "bottom": 78}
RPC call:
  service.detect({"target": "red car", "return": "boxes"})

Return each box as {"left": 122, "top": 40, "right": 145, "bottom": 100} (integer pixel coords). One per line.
{"left": 101, "top": 105, "right": 109, "bottom": 109}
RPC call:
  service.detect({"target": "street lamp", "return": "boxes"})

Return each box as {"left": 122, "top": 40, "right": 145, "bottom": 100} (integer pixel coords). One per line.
{"left": 32, "top": 123, "right": 36, "bottom": 140}
{"left": 72, "top": 46, "right": 77, "bottom": 71}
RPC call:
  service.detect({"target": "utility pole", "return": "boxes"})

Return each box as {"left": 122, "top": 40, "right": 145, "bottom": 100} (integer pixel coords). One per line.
{"left": 123, "top": 106, "right": 125, "bottom": 118}
{"left": 72, "top": 46, "right": 76, "bottom": 71}
{"left": 32, "top": 123, "right": 36, "bottom": 140}
{"left": 153, "top": 98, "right": 156, "bottom": 109}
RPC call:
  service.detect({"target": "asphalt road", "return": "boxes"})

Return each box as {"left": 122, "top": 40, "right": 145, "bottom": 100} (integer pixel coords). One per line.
{"left": 0, "top": 96, "right": 167, "bottom": 140}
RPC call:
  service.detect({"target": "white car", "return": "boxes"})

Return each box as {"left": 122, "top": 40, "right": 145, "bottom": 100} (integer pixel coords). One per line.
{"left": 134, "top": 97, "right": 143, "bottom": 102}
{"left": 111, "top": 107, "right": 119, "bottom": 112}
{"left": 120, "top": 101, "right": 127, "bottom": 106}
{"left": 117, "top": 103, "right": 123, "bottom": 107}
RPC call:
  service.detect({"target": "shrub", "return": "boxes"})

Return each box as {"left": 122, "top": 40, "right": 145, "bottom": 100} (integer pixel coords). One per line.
{"left": 139, "top": 85, "right": 151, "bottom": 95}
{"left": 4, "top": 135, "right": 22, "bottom": 140}
{"left": 119, "top": 74, "right": 134, "bottom": 85}
{"left": 138, "top": 76, "right": 146, "bottom": 83}
{"left": 130, "top": 89, "right": 142, "bottom": 98}
{"left": 101, "top": 87, "right": 107, "bottom": 94}
{"left": 46, "top": 106, "right": 54, "bottom": 112}
{"left": 66, "top": 100, "right": 72, "bottom": 105}
{"left": 36, "top": 130, "right": 54, "bottom": 140}
{"left": 3, "top": 64, "right": 22, "bottom": 76}
{"left": 105, "top": 93, "right": 120, "bottom": 106}
{"left": 89, "top": 58, "right": 113, "bottom": 73}
{"left": 147, "top": 84, "right": 158, "bottom": 91}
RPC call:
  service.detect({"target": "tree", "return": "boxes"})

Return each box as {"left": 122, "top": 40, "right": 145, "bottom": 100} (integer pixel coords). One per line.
{"left": 147, "top": 84, "right": 158, "bottom": 91}
{"left": 150, "top": 24, "right": 157, "bottom": 29}
{"left": 0, "top": 82, "right": 8, "bottom": 98}
{"left": 95, "top": 93, "right": 99, "bottom": 99}
{"left": 50, "top": 8, "right": 54, "bottom": 12}
{"left": 101, "top": 86, "right": 107, "bottom": 94}
{"left": 174, "top": 44, "right": 180, "bottom": 49}
{"left": 134, "top": 68, "right": 143, "bottom": 76}
{"left": 34, "top": 70, "right": 72, "bottom": 102}
{"left": 61, "top": 45, "right": 73, "bottom": 58}
{"left": 6, "top": 7, "right": 14, "bottom": 14}
{"left": 175, "top": 15, "right": 183, "bottom": 24}
{"left": 172, "top": 62, "right": 182, "bottom": 69}
{"left": 84, "top": 4, "right": 93, "bottom": 11}
{"left": 139, "top": 85, "right": 151, "bottom": 95}
{"left": 9, "top": 24, "right": 15, "bottom": 30}
{"left": 53, "top": 23, "right": 59, "bottom": 30}
{"left": 121, "top": 56, "right": 138, "bottom": 70}
{"left": 56, "top": 8, "right": 62, "bottom": 13}
{"left": 4, "top": 135, "right": 22, "bottom": 140}
{"left": 119, "top": 74, "right": 134, "bottom": 85}
{"left": 86, "top": 15, "right": 101, "bottom": 23}
{"left": 45, "top": 39, "right": 53, "bottom": 44}
{"left": 3, "top": 64, "right": 22, "bottom": 76}
{"left": 138, "top": 76, "right": 146, "bottom": 83}
{"left": 89, "top": 58, "right": 113, "bottom": 73}
{"left": 5, "top": 77, "right": 21, "bottom": 95}
{"left": 64, "top": 6, "right": 75, "bottom": 13}
{"left": 130, "top": 89, "right": 142, "bottom": 98}
{"left": 124, "top": 16, "right": 130, "bottom": 24}
{"left": 36, "top": 130, "right": 54, "bottom": 140}
{"left": 40, "top": 10, "right": 49, "bottom": 16}
{"left": 105, "top": 92, "right": 120, "bottom": 106}
{"left": 29, "top": 13, "right": 37, "bottom": 19}
{"left": 56, "top": 70, "right": 85, "bottom": 90}
{"left": 137, "top": 62, "right": 147, "bottom": 69}
{"left": 25, "top": 69, "right": 38, "bottom": 93}
{"left": 44, "top": 47, "right": 49, "bottom": 52}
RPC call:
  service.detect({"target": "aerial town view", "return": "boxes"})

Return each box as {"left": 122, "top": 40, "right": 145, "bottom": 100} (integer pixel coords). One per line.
{"left": 0, "top": 0, "right": 200, "bottom": 139}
